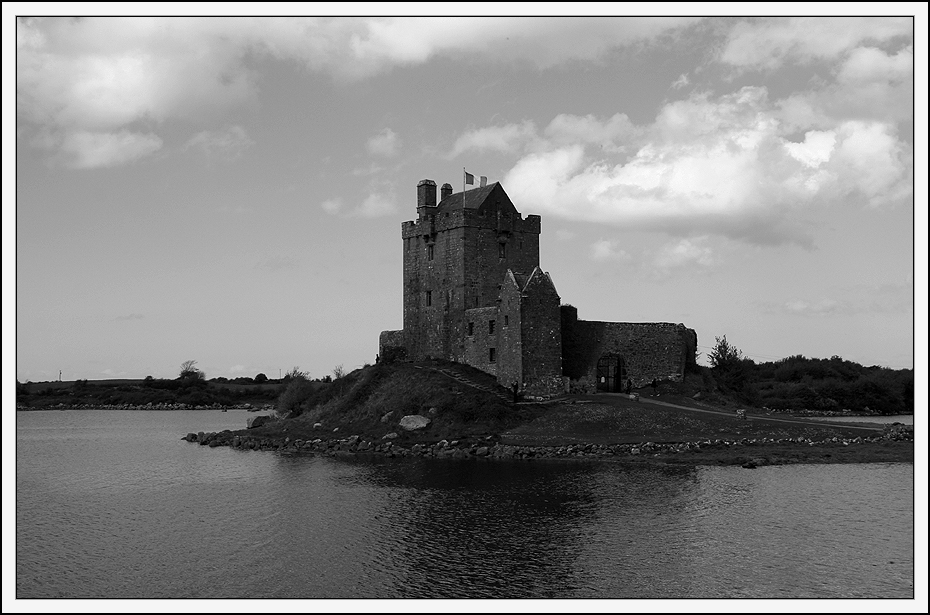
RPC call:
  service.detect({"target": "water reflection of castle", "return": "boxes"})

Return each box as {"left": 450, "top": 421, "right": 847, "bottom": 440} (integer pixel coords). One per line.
{"left": 367, "top": 459, "right": 699, "bottom": 598}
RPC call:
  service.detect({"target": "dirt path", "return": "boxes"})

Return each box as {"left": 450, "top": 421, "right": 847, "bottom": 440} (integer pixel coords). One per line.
{"left": 596, "top": 393, "right": 884, "bottom": 432}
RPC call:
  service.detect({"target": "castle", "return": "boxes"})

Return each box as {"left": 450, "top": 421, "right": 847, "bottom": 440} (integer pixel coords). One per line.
{"left": 379, "top": 179, "right": 697, "bottom": 395}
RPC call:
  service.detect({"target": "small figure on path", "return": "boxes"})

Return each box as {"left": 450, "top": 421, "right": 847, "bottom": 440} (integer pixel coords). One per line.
{"left": 625, "top": 379, "right": 632, "bottom": 395}
{"left": 651, "top": 378, "right": 658, "bottom": 396}
{"left": 512, "top": 382, "right": 519, "bottom": 404}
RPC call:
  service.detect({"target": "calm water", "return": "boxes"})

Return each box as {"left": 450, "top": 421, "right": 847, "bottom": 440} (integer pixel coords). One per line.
{"left": 16, "top": 410, "right": 914, "bottom": 599}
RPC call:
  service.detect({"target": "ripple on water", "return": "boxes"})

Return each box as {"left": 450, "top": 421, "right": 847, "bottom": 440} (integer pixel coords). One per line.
{"left": 16, "top": 411, "right": 914, "bottom": 599}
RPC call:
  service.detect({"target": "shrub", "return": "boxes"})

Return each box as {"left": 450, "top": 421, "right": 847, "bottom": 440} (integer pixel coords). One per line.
{"left": 276, "top": 371, "right": 317, "bottom": 419}
{"left": 178, "top": 360, "right": 205, "bottom": 381}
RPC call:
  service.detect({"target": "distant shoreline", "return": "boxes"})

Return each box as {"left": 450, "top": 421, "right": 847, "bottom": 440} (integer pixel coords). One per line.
{"left": 16, "top": 404, "right": 275, "bottom": 412}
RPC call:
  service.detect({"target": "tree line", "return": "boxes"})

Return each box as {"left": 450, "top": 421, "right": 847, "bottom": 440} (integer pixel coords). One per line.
{"left": 707, "top": 336, "right": 914, "bottom": 415}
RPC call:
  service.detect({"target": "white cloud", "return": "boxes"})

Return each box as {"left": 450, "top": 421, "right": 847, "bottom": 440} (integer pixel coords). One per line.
{"left": 356, "top": 192, "right": 398, "bottom": 217}
{"left": 543, "top": 113, "right": 639, "bottom": 153}
{"left": 653, "top": 238, "right": 716, "bottom": 271}
{"left": 366, "top": 128, "right": 401, "bottom": 157}
{"left": 451, "top": 114, "right": 639, "bottom": 159}
{"left": 60, "top": 130, "right": 163, "bottom": 169}
{"left": 322, "top": 193, "right": 397, "bottom": 218}
{"left": 17, "top": 17, "right": 698, "bottom": 166}
{"left": 337, "top": 17, "right": 699, "bottom": 76}
{"left": 450, "top": 121, "right": 537, "bottom": 158}
{"left": 490, "top": 84, "right": 912, "bottom": 246}
{"left": 831, "top": 121, "right": 912, "bottom": 207}
{"left": 229, "top": 365, "right": 246, "bottom": 373}
{"left": 719, "top": 17, "right": 912, "bottom": 70}
{"left": 783, "top": 299, "right": 847, "bottom": 316}
{"left": 776, "top": 281, "right": 913, "bottom": 318}
{"left": 590, "top": 240, "right": 631, "bottom": 263}
{"left": 777, "top": 46, "right": 913, "bottom": 132}
{"left": 321, "top": 199, "right": 343, "bottom": 215}
{"left": 184, "top": 126, "right": 254, "bottom": 160}
{"left": 671, "top": 73, "right": 690, "bottom": 89}
{"left": 783, "top": 130, "right": 836, "bottom": 168}
{"left": 838, "top": 46, "right": 913, "bottom": 84}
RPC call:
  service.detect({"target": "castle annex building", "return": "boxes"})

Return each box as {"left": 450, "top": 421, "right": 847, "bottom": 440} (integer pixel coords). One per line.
{"left": 380, "top": 179, "right": 697, "bottom": 395}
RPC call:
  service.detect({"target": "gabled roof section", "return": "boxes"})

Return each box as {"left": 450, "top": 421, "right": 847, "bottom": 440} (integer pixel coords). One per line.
{"left": 436, "top": 182, "right": 518, "bottom": 215}
{"left": 511, "top": 271, "right": 531, "bottom": 290}
{"left": 522, "top": 266, "right": 558, "bottom": 295}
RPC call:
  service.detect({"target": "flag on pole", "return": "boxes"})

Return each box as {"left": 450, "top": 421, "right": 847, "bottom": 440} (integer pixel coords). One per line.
{"left": 464, "top": 171, "right": 475, "bottom": 185}
{"left": 479, "top": 175, "right": 487, "bottom": 187}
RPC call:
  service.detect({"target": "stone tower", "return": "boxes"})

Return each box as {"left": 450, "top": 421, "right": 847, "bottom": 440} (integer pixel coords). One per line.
{"left": 402, "top": 178, "right": 544, "bottom": 359}
{"left": 379, "top": 175, "right": 696, "bottom": 395}
{"left": 377, "top": 178, "right": 562, "bottom": 393}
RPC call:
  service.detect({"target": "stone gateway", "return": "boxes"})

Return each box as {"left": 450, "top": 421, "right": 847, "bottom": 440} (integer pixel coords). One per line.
{"left": 380, "top": 179, "right": 697, "bottom": 395}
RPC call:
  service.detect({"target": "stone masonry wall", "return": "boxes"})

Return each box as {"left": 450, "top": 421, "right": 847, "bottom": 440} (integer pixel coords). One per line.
{"left": 519, "top": 271, "right": 562, "bottom": 395}
{"left": 562, "top": 307, "right": 697, "bottom": 388}
{"left": 378, "top": 330, "right": 406, "bottom": 362}
{"left": 462, "top": 307, "right": 500, "bottom": 377}
{"left": 495, "top": 274, "right": 524, "bottom": 390}
{"left": 401, "top": 183, "right": 541, "bottom": 364}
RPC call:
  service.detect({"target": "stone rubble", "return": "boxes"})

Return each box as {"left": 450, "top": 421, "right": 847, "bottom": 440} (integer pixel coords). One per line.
{"left": 182, "top": 422, "right": 913, "bottom": 466}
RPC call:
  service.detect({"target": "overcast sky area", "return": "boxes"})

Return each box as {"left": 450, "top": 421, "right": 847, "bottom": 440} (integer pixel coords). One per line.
{"left": 7, "top": 11, "right": 927, "bottom": 383}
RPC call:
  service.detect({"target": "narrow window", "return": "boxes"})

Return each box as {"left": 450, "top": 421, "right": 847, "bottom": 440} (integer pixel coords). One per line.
{"left": 426, "top": 291, "right": 432, "bottom": 307}
{"left": 504, "top": 315, "right": 509, "bottom": 327}
{"left": 468, "top": 322, "right": 474, "bottom": 336}
{"left": 489, "top": 348, "right": 496, "bottom": 363}
{"left": 489, "top": 320, "right": 496, "bottom": 335}
{"left": 428, "top": 244, "right": 434, "bottom": 261}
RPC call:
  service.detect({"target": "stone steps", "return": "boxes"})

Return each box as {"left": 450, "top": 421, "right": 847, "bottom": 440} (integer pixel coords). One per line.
{"left": 414, "top": 365, "right": 513, "bottom": 403}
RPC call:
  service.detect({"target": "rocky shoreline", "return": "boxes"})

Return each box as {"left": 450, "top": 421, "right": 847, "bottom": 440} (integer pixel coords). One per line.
{"left": 182, "top": 422, "right": 914, "bottom": 467}
{"left": 18, "top": 403, "right": 275, "bottom": 411}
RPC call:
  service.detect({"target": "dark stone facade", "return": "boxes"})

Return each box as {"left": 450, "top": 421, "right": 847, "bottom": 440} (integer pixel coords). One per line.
{"left": 561, "top": 305, "right": 697, "bottom": 389}
{"left": 380, "top": 179, "right": 696, "bottom": 395}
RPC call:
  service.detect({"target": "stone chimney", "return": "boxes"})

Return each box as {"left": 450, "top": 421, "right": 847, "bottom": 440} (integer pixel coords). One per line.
{"left": 440, "top": 183, "right": 453, "bottom": 202}
{"left": 417, "top": 179, "right": 437, "bottom": 210}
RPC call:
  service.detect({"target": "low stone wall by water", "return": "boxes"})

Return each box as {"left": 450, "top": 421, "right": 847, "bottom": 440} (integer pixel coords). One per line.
{"left": 183, "top": 423, "right": 913, "bottom": 463}
{"left": 19, "top": 403, "right": 275, "bottom": 411}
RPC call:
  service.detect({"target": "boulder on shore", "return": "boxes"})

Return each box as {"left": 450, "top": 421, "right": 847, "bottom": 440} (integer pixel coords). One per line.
{"left": 399, "top": 415, "right": 431, "bottom": 431}
{"left": 247, "top": 415, "right": 271, "bottom": 429}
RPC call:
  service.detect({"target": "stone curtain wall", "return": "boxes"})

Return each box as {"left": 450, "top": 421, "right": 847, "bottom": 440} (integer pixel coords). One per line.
{"left": 562, "top": 306, "right": 697, "bottom": 388}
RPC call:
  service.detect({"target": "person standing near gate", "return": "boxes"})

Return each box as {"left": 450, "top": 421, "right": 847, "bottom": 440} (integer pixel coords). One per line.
{"left": 626, "top": 378, "right": 632, "bottom": 395}
{"left": 651, "top": 378, "right": 658, "bottom": 396}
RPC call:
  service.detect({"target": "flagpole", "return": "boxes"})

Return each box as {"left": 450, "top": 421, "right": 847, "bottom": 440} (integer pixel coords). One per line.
{"left": 463, "top": 166, "right": 466, "bottom": 209}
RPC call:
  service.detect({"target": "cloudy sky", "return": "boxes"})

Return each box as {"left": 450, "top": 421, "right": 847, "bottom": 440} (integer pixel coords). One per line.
{"left": 9, "top": 11, "right": 925, "bottom": 382}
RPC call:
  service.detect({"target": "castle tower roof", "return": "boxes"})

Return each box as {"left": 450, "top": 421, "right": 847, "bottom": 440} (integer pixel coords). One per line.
{"left": 436, "top": 182, "right": 502, "bottom": 210}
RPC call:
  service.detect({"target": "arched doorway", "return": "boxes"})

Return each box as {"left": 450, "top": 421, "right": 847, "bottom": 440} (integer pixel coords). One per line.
{"left": 596, "top": 354, "right": 627, "bottom": 392}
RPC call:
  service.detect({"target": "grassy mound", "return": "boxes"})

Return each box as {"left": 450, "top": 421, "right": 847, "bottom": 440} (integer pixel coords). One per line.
{"left": 249, "top": 361, "right": 537, "bottom": 444}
